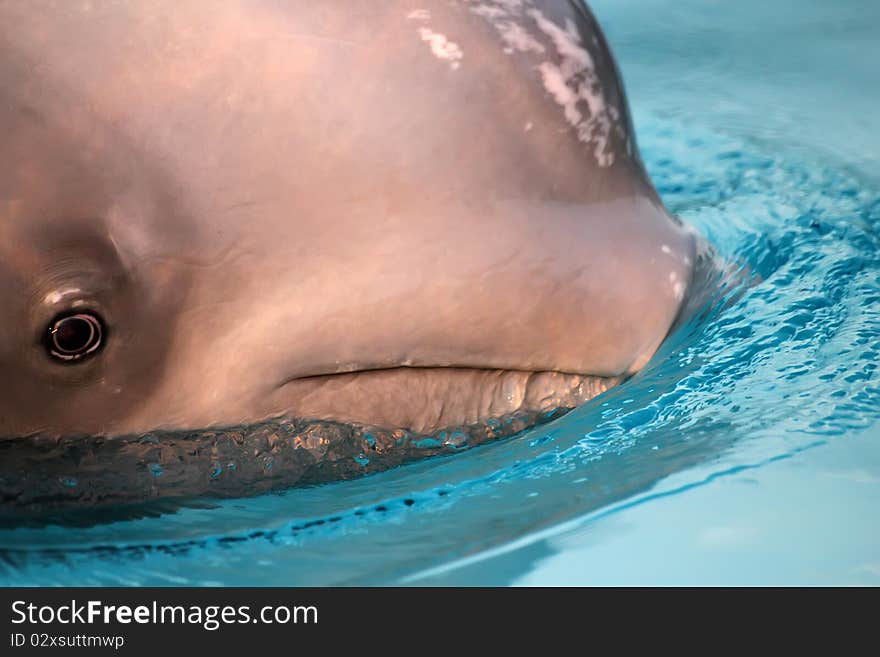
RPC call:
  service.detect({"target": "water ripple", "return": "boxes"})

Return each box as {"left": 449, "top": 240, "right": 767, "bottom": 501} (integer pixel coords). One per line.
{"left": 1, "top": 108, "right": 878, "bottom": 585}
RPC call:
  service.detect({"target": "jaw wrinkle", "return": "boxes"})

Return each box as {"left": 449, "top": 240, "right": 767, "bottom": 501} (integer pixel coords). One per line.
{"left": 265, "top": 366, "right": 621, "bottom": 434}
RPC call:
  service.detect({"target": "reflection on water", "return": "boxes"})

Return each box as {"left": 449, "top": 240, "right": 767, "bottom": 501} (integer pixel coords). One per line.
{"left": 1, "top": 0, "right": 878, "bottom": 585}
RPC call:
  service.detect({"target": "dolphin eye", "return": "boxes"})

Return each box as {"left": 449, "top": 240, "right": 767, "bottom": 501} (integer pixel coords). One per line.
{"left": 46, "top": 312, "right": 105, "bottom": 362}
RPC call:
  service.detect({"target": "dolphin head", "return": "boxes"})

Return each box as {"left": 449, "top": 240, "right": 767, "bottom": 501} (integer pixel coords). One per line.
{"left": 0, "top": 0, "right": 695, "bottom": 509}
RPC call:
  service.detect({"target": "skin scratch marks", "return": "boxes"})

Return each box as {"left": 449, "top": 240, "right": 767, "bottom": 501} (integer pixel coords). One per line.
{"left": 463, "top": 0, "right": 622, "bottom": 167}
{"left": 418, "top": 27, "right": 464, "bottom": 69}
{"left": 408, "top": 8, "right": 463, "bottom": 70}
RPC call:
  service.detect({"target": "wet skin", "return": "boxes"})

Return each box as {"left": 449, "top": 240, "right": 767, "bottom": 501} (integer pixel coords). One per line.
{"left": 0, "top": 0, "right": 695, "bottom": 510}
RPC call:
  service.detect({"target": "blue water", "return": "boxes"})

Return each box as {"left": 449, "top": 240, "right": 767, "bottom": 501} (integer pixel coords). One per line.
{"left": 2, "top": 0, "right": 878, "bottom": 585}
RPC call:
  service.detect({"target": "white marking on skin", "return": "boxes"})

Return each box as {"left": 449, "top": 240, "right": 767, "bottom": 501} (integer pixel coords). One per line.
{"left": 465, "top": 1, "right": 620, "bottom": 167}
{"left": 536, "top": 62, "right": 581, "bottom": 126}
{"left": 528, "top": 12, "right": 591, "bottom": 70}
{"left": 495, "top": 20, "right": 546, "bottom": 54}
{"left": 528, "top": 10, "right": 613, "bottom": 166}
{"left": 669, "top": 271, "right": 685, "bottom": 301}
{"left": 524, "top": 121, "right": 533, "bottom": 132}
{"left": 469, "top": 0, "right": 526, "bottom": 14}
{"left": 662, "top": 243, "right": 693, "bottom": 266}
{"left": 418, "top": 27, "right": 463, "bottom": 70}
{"left": 469, "top": 5, "right": 508, "bottom": 20}
{"left": 406, "top": 9, "right": 430, "bottom": 21}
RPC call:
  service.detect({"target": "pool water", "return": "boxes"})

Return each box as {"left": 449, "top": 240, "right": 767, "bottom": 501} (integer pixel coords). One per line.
{"left": 1, "top": 0, "right": 878, "bottom": 585}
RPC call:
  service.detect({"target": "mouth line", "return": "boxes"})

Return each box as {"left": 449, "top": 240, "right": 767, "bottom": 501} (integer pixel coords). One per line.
{"left": 282, "top": 364, "right": 601, "bottom": 382}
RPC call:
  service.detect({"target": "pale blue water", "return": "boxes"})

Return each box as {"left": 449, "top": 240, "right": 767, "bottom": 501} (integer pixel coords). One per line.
{"left": 1, "top": 0, "right": 878, "bottom": 585}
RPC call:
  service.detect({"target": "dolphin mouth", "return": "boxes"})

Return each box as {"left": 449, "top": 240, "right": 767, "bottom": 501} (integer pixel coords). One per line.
{"left": 0, "top": 370, "right": 620, "bottom": 517}
{"left": 270, "top": 365, "right": 622, "bottom": 435}
{"left": 1, "top": 242, "right": 719, "bottom": 519}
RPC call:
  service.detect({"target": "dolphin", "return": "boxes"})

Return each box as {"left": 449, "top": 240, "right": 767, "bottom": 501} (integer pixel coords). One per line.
{"left": 0, "top": 0, "right": 695, "bottom": 510}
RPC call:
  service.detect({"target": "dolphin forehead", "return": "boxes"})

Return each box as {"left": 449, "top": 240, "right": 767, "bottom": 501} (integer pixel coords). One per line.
{"left": 1, "top": 0, "right": 644, "bottom": 209}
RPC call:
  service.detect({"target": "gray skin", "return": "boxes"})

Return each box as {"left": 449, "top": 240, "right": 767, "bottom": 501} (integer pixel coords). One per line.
{"left": 0, "top": 0, "right": 695, "bottom": 510}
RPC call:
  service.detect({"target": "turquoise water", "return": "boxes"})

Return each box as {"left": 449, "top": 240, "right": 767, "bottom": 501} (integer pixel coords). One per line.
{"left": 1, "top": 0, "right": 878, "bottom": 585}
